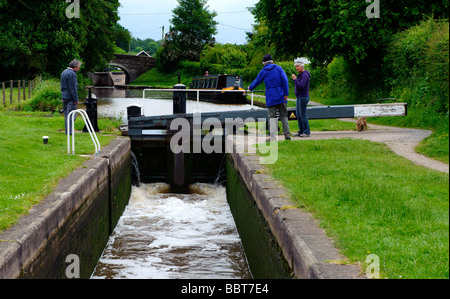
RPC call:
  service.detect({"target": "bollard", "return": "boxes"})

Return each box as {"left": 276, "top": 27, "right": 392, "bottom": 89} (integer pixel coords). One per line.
{"left": 173, "top": 84, "right": 186, "bottom": 114}
{"left": 83, "top": 88, "right": 99, "bottom": 132}
{"left": 127, "top": 104, "right": 143, "bottom": 120}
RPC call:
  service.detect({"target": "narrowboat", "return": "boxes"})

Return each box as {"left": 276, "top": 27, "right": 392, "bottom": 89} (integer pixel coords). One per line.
{"left": 188, "top": 74, "right": 247, "bottom": 104}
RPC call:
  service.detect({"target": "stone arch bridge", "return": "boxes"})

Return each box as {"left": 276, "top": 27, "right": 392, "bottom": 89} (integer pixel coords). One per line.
{"left": 107, "top": 54, "right": 156, "bottom": 84}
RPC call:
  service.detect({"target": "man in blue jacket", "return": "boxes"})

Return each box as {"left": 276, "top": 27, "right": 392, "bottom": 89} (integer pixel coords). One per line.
{"left": 248, "top": 54, "right": 291, "bottom": 141}
{"left": 61, "top": 59, "right": 81, "bottom": 134}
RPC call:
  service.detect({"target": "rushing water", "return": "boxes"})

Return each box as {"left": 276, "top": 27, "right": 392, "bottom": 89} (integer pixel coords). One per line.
{"left": 91, "top": 183, "right": 252, "bottom": 279}
{"left": 90, "top": 88, "right": 253, "bottom": 279}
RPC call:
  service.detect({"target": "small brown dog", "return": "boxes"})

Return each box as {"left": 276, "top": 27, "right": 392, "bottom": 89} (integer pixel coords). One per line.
{"left": 356, "top": 117, "right": 368, "bottom": 131}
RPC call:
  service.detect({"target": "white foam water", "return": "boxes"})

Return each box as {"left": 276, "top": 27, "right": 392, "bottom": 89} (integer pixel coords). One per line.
{"left": 91, "top": 183, "right": 251, "bottom": 279}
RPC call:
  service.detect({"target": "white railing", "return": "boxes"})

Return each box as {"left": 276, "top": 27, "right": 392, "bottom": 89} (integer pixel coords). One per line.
{"left": 67, "top": 109, "right": 101, "bottom": 157}
{"left": 143, "top": 88, "right": 256, "bottom": 110}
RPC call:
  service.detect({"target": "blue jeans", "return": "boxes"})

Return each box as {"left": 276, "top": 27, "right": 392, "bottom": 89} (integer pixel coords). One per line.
{"left": 296, "top": 97, "right": 310, "bottom": 135}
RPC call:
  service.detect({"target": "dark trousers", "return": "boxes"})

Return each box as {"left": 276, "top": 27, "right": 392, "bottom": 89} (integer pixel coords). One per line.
{"left": 268, "top": 103, "right": 290, "bottom": 137}
{"left": 63, "top": 100, "right": 78, "bottom": 135}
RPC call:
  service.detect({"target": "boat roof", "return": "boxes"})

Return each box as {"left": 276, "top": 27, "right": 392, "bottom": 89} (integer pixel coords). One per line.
{"left": 192, "top": 74, "right": 242, "bottom": 80}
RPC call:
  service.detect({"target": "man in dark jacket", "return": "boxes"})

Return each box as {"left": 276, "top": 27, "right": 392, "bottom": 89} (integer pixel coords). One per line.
{"left": 248, "top": 54, "right": 291, "bottom": 141}
{"left": 61, "top": 59, "right": 81, "bottom": 134}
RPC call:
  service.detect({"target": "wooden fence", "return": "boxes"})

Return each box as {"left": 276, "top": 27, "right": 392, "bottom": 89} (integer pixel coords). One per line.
{"left": 1, "top": 76, "right": 42, "bottom": 108}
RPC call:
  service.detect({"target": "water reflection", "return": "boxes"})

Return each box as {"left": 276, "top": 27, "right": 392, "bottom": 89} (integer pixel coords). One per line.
{"left": 91, "top": 183, "right": 252, "bottom": 279}
{"left": 92, "top": 87, "right": 260, "bottom": 124}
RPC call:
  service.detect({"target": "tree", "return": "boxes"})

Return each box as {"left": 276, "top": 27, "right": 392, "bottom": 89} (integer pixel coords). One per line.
{"left": 0, "top": 0, "right": 121, "bottom": 80}
{"left": 114, "top": 24, "right": 132, "bottom": 54}
{"left": 252, "top": 0, "right": 449, "bottom": 102}
{"left": 253, "top": 0, "right": 449, "bottom": 64}
{"left": 158, "top": 0, "right": 217, "bottom": 72}
{"left": 128, "top": 37, "right": 160, "bottom": 56}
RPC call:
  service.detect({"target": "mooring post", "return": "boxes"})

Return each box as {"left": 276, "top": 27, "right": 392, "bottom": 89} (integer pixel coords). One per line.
{"left": 173, "top": 84, "right": 186, "bottom": 114}
{"left": 127, "top": 104, "right": 143, "bottom": 120}
{"left": 83, "top": 87, "right": 99, "bottom": 132}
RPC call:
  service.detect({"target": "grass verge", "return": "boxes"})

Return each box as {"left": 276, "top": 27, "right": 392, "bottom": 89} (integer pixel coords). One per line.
{"left": 0, "top": 111, "right": 118, "bottom": 232}
{"left": 261, "top": 139, "right": 449, "bottom": 279}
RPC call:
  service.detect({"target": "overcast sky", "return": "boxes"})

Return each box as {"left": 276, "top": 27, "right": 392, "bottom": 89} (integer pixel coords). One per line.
{"left": 118, "top": 0, "right": 259, "bottom": 45}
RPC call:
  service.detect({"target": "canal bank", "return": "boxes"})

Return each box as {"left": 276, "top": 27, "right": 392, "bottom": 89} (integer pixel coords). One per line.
{"left": 0, "top": 138, "right": 131, "bottom": 279}
{"left": 225, "top": 137, "right": 364, "bottom": 279}
{"left": 0, "top": 134, "right": 364, "bottom": 279}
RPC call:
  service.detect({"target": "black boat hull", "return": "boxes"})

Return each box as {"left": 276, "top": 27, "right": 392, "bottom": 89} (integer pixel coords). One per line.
{"left": 187, "top": 90, "right": 248, "bottom": 104}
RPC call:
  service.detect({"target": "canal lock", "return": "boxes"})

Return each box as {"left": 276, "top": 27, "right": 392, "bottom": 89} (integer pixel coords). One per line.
{"left": 89, "top": 88, "right": 292, "bottom": 279}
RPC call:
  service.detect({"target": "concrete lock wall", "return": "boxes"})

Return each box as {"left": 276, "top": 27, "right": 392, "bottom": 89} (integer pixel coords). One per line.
{"left": 0, "top": 138, "right": 132, "bottom": 279}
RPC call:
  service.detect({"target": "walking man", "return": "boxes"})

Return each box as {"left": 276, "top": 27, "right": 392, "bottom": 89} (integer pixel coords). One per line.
{"left": 248, "top": 54, "right": 291, "bottom": 141}
{"left": 61, "top": 59, "right": 82, "bottom": 134}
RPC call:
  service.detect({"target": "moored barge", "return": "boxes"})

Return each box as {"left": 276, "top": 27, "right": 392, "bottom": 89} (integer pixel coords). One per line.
{"left": 188, "top": 74, "right": 247, "bottom": 104}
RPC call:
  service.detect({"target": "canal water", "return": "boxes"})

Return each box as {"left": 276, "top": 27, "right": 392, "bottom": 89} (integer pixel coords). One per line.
{"left": 93, "top": 87, "right": 259, "bottom": 123}
{"left": 91, "top": 183, "right": 252, "bottom": 279}
{"left": 91, "top": 88, "right": 253, "bottom": 279}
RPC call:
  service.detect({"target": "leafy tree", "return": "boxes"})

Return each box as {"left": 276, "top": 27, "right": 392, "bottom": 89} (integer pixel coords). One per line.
{"left": 199, "top": 44, "right": 247, "bottom": 74}
{"left": 386, "top": 18, "right": 449, "bottom": 113}
{"left": 252, "top": 0, "right": 317, "bottom": 61}
{"left": 245, "top": 21, "right": 275, "bottom": 68}
{"left": 128, "top": 37, "right": 160, "bottom": 56}
{"left": 253, "top": 0, "right": 449, "bottom": 64}
{"left": 114, "top": 24, "right": 132, "bottom": 54}
{"left": 0, "top": 0, "right": 120, "bottom": 80}
{"left": 158, "top": 0, "right": 217, "bottom": 72}
{"left": 252, "top": 0, "right": 449, "bottom": 102}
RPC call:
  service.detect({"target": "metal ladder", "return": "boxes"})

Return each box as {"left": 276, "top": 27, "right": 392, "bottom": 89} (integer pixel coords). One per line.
{"left": 67, "top": 109, "right": 101, "bottom": 156}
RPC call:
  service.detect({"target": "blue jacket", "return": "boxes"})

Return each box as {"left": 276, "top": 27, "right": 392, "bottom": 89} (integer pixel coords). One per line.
{"left": 61, "top": 68, "right": 79, "bottom": 102}
{"left": 249, "top": 63, "right": 289, "bottom": 107}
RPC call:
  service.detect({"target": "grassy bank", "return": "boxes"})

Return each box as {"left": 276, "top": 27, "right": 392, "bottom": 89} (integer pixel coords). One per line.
{"left": 1, "top": 86, "right": 34, "bottom": 109}
{"left": 263, "top": 139, "right": 449, "bottom": 279}
{"left": 0, "top": 111, "right": 119, "bottom": 232}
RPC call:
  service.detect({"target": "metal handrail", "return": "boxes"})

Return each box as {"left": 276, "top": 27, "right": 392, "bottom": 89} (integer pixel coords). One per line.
{"left": 67, "top": 109, "right": 101, "bottom": 156}
{"left": 143, "top": 88, "right": 257, "bottom": 108}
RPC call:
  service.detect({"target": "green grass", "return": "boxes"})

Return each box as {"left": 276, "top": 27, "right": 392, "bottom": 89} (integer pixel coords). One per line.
{"left": 132, "top": 68, "right": 192, "bottom": 88}
{"left": 246, "top": 119, "right": 356, "bottom": 136}
{"left": 0, "top": 112, "right": 118, "bottom": 232}
{"left": 1, "top": 86, "right": 34, "bottom": 110}
{"left": 416, "top": 129, "right": 449, "bottom": 164}
{"left": 261, "top": 139, "right": 449, "bottom": 279}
